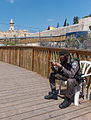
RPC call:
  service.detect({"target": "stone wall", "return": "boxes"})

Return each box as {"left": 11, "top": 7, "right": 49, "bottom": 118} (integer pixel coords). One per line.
{"left": 79, "top": 17, "right": 91, "bottom": 31}
{"left": 30, "top": 24, "right": 83, "bottom": 37}
{"left": 0, "top": 30, "right": 30, "bottom": 38}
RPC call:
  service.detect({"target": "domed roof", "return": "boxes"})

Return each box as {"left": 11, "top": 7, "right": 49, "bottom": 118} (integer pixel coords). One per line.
{"left": 50, "top": 26, "right": 55, "bottom": 30}
{"left": 47, "top": 26, "right": 55, "bottom": 30}
{"left": 49, "top": 26, "right": 55, "bottom": 30}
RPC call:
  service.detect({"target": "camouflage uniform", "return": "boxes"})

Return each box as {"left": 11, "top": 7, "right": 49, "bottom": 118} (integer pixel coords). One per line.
{"left": 49, "top": 58, "right": 81, "bottom": 99}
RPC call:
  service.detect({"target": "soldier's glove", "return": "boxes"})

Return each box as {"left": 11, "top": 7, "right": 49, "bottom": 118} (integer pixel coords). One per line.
{"left": 75, "top": 75, "right": 82, "bottom": 81}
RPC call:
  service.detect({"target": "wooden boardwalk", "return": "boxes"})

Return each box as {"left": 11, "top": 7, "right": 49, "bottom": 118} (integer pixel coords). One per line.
{"left": 0, "top": 61, "right": 91, "bottom": 120}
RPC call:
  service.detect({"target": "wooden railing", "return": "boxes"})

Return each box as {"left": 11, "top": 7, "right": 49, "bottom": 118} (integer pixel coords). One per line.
{"left": 0, "top": 46, "right": 91, "bottom": 78}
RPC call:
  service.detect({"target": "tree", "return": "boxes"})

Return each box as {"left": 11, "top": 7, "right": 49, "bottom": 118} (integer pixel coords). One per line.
{"left": 83, "top": 14, "right": 91, "bottom": 18}
{"left": 65, "top": 38, "right": 79, "bottom": 48}
{"left": 73, "top": 16, "right": 79, "bottom": 24}
{"left": 56, "top": 22, "right": 60, "bottom": 28}
{"left": 4, "top": 35, "right": 8, "bottom": 46}
{"left": 67, "top": 23, "right": 69, "bottom": 26}
{"left": 63, "top": 18, "right": 67, "bottom": 27}
{"left": 65, "top": 36, "right": 87, "bottom": 49}
{"left": 47, "top": 26, "right": 50, "bottom": 30}
{"left": 13, "top": 34, "right": 17, "bottom": 44}
{"left": 89, "top": 14, "right": 91, "bottom": 17}
{"left": 24, "top": 33, "right": 26, "bottom": 38}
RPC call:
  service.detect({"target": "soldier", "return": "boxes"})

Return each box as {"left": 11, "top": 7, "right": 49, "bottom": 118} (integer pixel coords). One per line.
{"left": 44, "top": 50, "right": 81, "bottom": 109}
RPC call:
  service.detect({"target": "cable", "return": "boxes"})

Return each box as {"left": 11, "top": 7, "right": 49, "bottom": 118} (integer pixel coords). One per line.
{"left": 0, "top": 22, "right": 46, "bottom": 31}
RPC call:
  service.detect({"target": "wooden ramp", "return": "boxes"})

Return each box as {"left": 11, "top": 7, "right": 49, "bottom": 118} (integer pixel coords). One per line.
{"left": 0, "top": 61, "right": 91, "bottom": 120}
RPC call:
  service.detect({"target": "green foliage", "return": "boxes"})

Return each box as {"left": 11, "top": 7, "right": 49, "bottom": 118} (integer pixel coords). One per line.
{"left": 89, "top": 14, "right": 91, "bottom": 17}
{"left": 73, "top": 16, "right": 79, "bottom": 24}
{"left": 65, "top": 36, "right": 90, "bottom": 49}
{"left": 63, "top": 18, "right": 67, "bottom": 27}
{"left": 56, "top": 22, "right": 60, "bottom": 28}
{"left": 8, "top": 43, "right": 17, "bottom": 46}
{"left": 77, "top": 36, "right": 85, "bottom": 43}
{"left": 65, "top": 38, "right": 79, "bottom": 48}
{"left": 67, "top": 23, "right": 69, "bottom": 26}
{"left": 47, "top": 26, "right": 50, "bottom": 30}
{"left": 83, "top": 14, "right": 91, "bottom": 18}
{"left": 24, "top": 33, "right": 26, "bottom": 38}
{"left": 87, "top": 38, "right": 91, "bottom": 41}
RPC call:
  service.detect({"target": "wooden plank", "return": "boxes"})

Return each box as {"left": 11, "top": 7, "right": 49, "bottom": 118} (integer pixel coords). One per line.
{"left": 19, "top": 48, "right": 21, "bottom": 67}
{"left": 87, "top": 57, "right": 91, "bottom": 100}
{"left": 31, "top": 48, "right": 34, "bottom": 71}
{"left": 47, "top": 50, "right": 50, "bottom": 78}
{"left": 3, "top": 48, "right": 5, "bottom": 62}
{"left": 0, "top": 61, "right": 91, "bottom": 120}
{"left": 27, "top": 48, "right": 31, "bottom": 70}
{"left": 9, "top": 48, "right": 11, "bottom": 64}
{"left": 15, "top": 48, "right": 17, "bottom": 65}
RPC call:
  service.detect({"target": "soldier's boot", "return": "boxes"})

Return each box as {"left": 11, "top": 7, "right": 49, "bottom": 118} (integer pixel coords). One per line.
{"left": 44, "top": 89, "right": 58, "bottom": 100}
{"left": 59, "top": 97, "right": 72, "bottom": 109}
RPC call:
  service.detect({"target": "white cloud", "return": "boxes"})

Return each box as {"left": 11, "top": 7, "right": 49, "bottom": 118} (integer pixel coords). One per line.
{"left": 10, "top": 0, "right": 14, "bottom": 3}
{"left": 7, "top": 0, "right": 14, "bottom": 4}
{"left": 48, "top": 19, "right": 55, "bottom": 22}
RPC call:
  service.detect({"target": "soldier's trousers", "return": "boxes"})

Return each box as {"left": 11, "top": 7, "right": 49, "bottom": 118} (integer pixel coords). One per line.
{"left": 49, "top": 72, "right": 78, "bottom": 99}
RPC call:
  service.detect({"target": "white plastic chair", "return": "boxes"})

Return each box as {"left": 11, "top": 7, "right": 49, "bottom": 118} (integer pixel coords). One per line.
{"left": 58, "top": 61, "right": 91, "bottom": 106}
{"left": 74, "top": 61, "right": 91, "bottom": 106}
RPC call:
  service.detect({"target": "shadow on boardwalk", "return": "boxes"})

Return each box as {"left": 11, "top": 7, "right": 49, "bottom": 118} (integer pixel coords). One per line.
{"left": 0, "top": 61, "right": 91, "bottom": 120}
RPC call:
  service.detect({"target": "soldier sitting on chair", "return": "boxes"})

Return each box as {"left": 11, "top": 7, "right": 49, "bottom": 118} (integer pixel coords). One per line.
{"left": 44, "top": 50, "right": 81, "bottom": 109}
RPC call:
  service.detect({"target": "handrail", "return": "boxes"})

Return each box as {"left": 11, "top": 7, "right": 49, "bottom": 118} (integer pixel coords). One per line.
{"left": 0, "top": 46, "right": 91, "bottom": 55}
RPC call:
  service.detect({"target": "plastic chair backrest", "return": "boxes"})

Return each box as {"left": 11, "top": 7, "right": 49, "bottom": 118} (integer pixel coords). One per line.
{"left": 80, "top": 61, "right": 91, "bottom": 78}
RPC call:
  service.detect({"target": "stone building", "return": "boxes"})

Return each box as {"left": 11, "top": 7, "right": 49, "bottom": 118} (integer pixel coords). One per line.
{"left": 79, "top": 17, "right": 91, "bottom": 31}
{"left": 9, "top": 19, "right": 14, "bottom": 31}
{"left": 0, "top": 19, "right": 31, "bottom": 38}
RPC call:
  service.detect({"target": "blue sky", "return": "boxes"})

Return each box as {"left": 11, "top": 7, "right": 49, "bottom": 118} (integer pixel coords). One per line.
{"left": 0, "top": 0, "right": 91, "bottom": 32}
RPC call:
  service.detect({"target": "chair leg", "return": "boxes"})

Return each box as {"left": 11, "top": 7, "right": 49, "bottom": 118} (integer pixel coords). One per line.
{"left": 58, "top": 80, "right": 62, "bottom": 95}
{"left": 82, "top": 80, "right": 87, "bottom": 100}
{"left": 84, "top": 85, "right": 87, "bottom": 100}
{"left": 58, "top": 80, "right": 67, "bottom": 95}
{"left": 65, "top": 81, "right": 67, "bottom": 87}
{"left": 87, "top": 80, "right": 91, "bottom": 100}
{"left": 74, "top": 85, "right": 80, "bottom": 106}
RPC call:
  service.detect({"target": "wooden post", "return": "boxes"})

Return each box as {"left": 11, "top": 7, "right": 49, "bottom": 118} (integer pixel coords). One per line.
{"left": 5, "top": 48, "right": 7, "bottom": 63}
{"left": 28, "top": 48, "right": 31, "bottom": 70}
{"left": 7, "top": 48, "right": 9, "bottom": 63}
{"left": 24, "top": 49, "right": 26, "bottom": 68}
{"left": 3, "top": 48, "right": 5, "bottom": 62}
{"left": 9, "top": 48, "right": 11, "bottom": 64}
{"left": 41, "top": 50, "right": 44, "bottom": 76}
{"left": 19, "top": 48, "right": 21, "bottom": 67}
{"left": 31, "top": 48, "right": 34, "bottom": 71}
{"left": 1, "top": 48, "right": 3, "bottom": 61}
{"left": 12, "top": 48, "right": 14, "bottom": 65}
{"left": 47, "top": 50, "right": 50, "bottom": 78}
{"left": 15, "top": 48, "right": 17, "bottom": 65}
{"left": 87, "top": 76, "right": 91, "bottom": 100}
{"left": 87, "top": 57, "right": 91, "bottom": 99}
{"left": 25, "top": 49, "right": 27, "bottom": 69}
{"left": 0, "top": 48, "right": 1, "bottom": 61}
